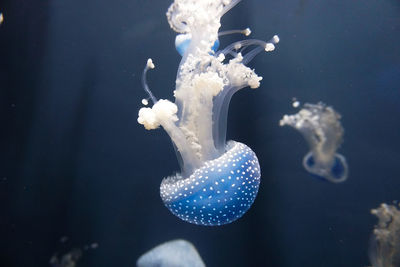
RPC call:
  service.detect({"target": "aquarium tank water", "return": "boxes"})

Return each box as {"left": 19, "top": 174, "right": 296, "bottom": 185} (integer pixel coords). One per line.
{"left": 1, "top": 0, "right": 399, "bottom": 266}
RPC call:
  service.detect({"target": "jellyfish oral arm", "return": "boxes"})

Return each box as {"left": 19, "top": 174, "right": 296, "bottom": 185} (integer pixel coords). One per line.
{"left": 138, "top": 99, "right": 202, "bottom": 174}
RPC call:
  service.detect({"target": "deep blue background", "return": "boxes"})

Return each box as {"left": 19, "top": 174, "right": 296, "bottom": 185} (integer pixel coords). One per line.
{"left": 1, "top": 0, "right": 400, "bottom": 266}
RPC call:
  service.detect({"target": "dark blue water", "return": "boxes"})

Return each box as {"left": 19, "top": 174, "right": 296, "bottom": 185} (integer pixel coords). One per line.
{"left": 1, "top": 0, "right": 399, "bottom": 266}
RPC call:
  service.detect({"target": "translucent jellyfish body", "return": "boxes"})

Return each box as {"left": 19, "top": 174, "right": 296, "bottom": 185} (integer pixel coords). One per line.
{"left": 280, "top": 103, "right": 348, "bottom": 183}
{"left": 369, "top": 203, "right": 400, "bottom": 267}
{"left": 137, "top": 0, "right": 279, "bottom": 225}
{"left": 137, "top": 239, "right": 205, "bottom": 267}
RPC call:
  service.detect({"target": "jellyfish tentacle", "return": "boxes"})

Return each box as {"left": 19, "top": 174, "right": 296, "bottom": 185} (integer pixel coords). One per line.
{"left": 218, "top": 39, "right": 265, "bottom": 57}
{"left": 141, "top": 58, "right": 157, "bottom": 105}
{"left": 212, "top": 86, "right": 238, "bottom": 152}
{"left": 220, "top": 0, "right": 242, "bottom": 16}
{"left": 218, "top": 27, "right": 251, "bottom": 37}
{"left": 217, "top": 34, "right": 279, "bottom": 60}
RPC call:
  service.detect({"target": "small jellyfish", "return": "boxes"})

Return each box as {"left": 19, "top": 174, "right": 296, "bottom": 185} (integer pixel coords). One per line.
{"left": 49, "top": 249, "right": 82, "bottom": 267}
{"left": 49, "top": 238, "right": 98, "bottom": 267}
{"left": 137, "top": 239, "right": 205, "bottom": 267}
{"left": 280, "top": 102, "right": 348, "bottom": 183}
{"left": 137, "top": 0, "right": 279, "bottom": 225}
{"left": 369, "top": 203, "right": 400, "bottom": 267}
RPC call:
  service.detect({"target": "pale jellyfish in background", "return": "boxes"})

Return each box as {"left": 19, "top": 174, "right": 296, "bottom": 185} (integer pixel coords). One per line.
{"left": 49, "top": 237, "right": 98, "bottom": 267}
{"left": 137, "top": 0, "right": 279, "bottom": 225}
{"left": 368, "top": 203, "right": 400, "bottom": 267}
{"left": 49, "top": 249, "right": 82, "bottom": 267}
{"left": 137, "top": 239, "right": 205, "bottom": 267}
{"left": 280, "top": 102, "right": 348, "bottom": 183}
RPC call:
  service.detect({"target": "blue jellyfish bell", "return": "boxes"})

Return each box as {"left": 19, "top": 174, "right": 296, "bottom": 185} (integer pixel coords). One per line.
{"left": 160, "top": 141, "right": 260, "bottom": 225}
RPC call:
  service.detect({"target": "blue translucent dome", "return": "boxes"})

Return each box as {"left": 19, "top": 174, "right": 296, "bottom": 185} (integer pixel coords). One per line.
{"left": 160, "top": 141, "right": 260, "bottom": 226}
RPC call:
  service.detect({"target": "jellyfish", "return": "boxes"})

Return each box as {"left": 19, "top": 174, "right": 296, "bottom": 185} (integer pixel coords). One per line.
{"left": 368, "top": 203, "right": 400, "bottom": 267}
{"left": 49, "top": 249, "right": 82, "bottom": 267}
{"left": 49, "top": 238, "right": 98, "bottom": 267}
{"left": 137, "top": 0, "right": 279, "bottom": 226}
{"left": 279, "top": 102, "right": 348, "bottom": 183}
{"left": 137, "top": 239, "right": 205, "bottom": 267}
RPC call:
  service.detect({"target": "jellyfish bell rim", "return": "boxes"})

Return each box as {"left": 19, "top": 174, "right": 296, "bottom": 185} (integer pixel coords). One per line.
{"left": 302, "top": 152, "right": 348, "bottom": 183}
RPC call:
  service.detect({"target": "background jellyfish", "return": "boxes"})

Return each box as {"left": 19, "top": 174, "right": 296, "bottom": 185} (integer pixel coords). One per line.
{"left": 137, "top": 0, "right": 279, "bottom": 225}
{"left": 137, "top": 239, "right": 205, "bottom": 267}
{"left": 49, "top": 237, "right": 98, "bottom": 267}
{"left": 280, "top": 102, "right": 348, "bottom": 183}
{"left": 49, "top": 249, "right": 82, "bottom": 267}
{"left": 368, "top": 203, "right": 400, "bottom": 267}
